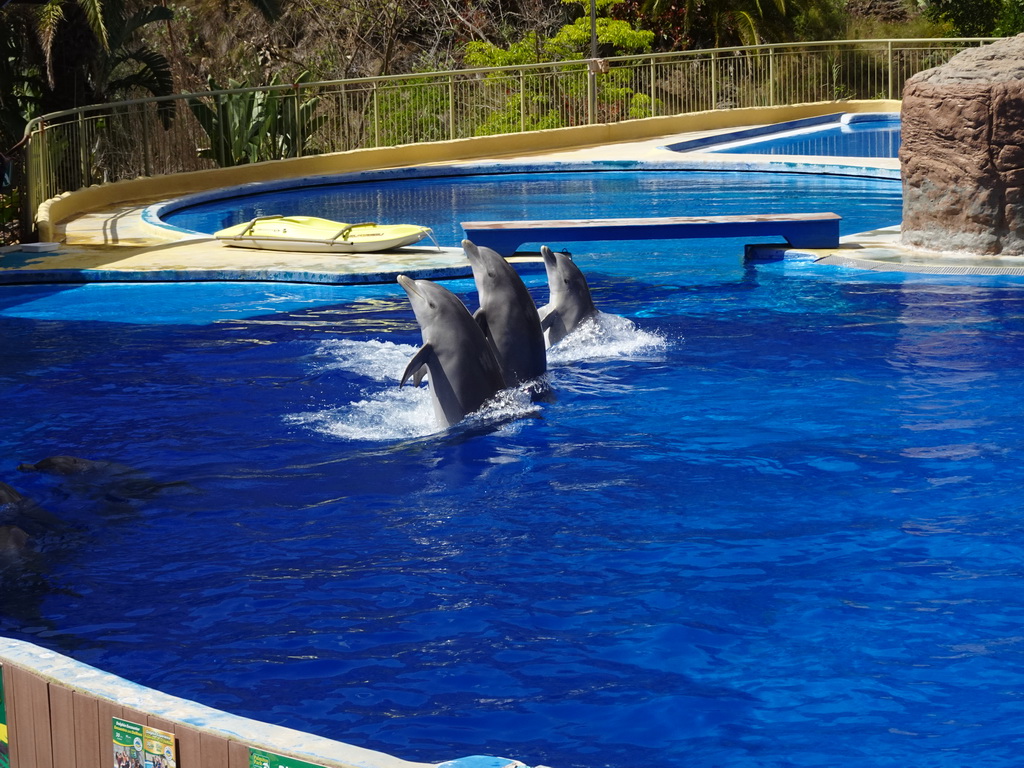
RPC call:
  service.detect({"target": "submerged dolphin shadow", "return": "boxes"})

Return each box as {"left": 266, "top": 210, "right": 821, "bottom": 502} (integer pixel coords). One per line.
{"left": 17, "top": 455, "right": 193, "bottom": 508}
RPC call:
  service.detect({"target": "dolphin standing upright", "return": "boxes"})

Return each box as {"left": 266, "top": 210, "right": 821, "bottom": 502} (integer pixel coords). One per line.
{"left": 463, "top": 239, "right": 547, "bottom": 386}
{"left": 398, "top": 274, "right": 507, "bottom": 428}
{"left": 538, "top": 245, "right": 599, "bottom": 347}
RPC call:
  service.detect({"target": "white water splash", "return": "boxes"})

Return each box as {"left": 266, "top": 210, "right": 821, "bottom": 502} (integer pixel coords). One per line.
{"left": 546, "top": 311, "right": 668, "bottom": 365}
{"left": 288, "top": 316, "right": 667, "bottom": 441}
{"left": 286, "top": 339, "right": 436, "bottom": 440}
{"left": 289, "top": 338, "right": 542, "bottom": 440}
{"left": 312, "top": 338, "right": 415, "bottom": 381}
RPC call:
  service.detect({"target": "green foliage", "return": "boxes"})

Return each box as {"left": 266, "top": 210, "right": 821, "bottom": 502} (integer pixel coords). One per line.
{"left": 466, "top": 0, "right": 653, "bottom": 67}
{"left": 462, "top": 0, "right": 656, "bottom": 136}
{"left": 925, "top": 0, "right": 1024, "bottom": 35}
{"left": 924, "top": 0, "right": 1001, "bottom": 35}
{"left": 96, "top": 1, "right": 176, "bottom": 125}
{"left": 189, "top": 72, "right": 326, "bottom": 167}
{"left": 375, "top": 78, "right": 453, "bottom": 146}
{"left": 615, "top": 0, "right": 850, "bottom": 49}
{"left": 844, "top": 9, "right": 953, "bottom": 40}
{"left": 0, "top": 15, "right": 43, "bottom": 152}
{"left": 995, "top": 0, "right": 1024, "bottom": 34}
{"left": 1, "top": 185, "right": 19, "bottom": 247}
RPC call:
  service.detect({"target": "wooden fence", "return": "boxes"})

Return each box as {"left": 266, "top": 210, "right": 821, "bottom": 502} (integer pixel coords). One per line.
{"left": 0, "top": 638, "right": 505, "bottom": 768}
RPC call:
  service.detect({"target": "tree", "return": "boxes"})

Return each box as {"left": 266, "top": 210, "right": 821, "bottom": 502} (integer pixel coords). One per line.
{"left": 613, "top": 0, "right": 845, "bottom": 50}
{"left": 463, "top": 0, "right": 657, "bottom": 134}
{"left": 465, "top": 0, "right": 655, "bottom": 65}
{"left": 924, "top": 0, "right": 1024, "bottom": 36}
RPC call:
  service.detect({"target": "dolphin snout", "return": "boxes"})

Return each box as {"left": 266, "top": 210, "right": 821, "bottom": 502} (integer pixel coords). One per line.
{"left": 397, "top": 274, "right": 417, "bottom": 296}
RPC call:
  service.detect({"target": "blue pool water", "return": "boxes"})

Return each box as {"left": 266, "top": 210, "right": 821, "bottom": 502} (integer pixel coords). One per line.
{"left": 710, "top": 116, "right": 901, "bottom": 158}
{"left": 662, "top": 114, "right": 901, "bottom": 159}
{"left": 7, "top": 171, "right": 1024, "bottom": 768}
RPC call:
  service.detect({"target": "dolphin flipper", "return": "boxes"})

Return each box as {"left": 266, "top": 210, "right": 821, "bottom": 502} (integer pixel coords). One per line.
{"left": 539, "top": 307, "right": 568, "bottom": 347}
{"left": 538, "top": 305, "right": 557, "bottom": 330}
{"left": 401, "top": 344, "right": 435, "bottom": 387}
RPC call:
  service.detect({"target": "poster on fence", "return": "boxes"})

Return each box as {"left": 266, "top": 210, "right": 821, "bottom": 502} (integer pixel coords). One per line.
{"left": 0, "top": 663, "right": 9, "bottom": 768}
{"left": 250, "top": 747, "right": 327, "bottom": 768}
{"left": 112, "top": 717, "right": 177, "bottom": 768}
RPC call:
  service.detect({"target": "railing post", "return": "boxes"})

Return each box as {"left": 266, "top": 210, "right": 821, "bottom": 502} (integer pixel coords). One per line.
{"left": 649, "top": 57, "right": 656, "bottom": 117}
{"left": 215, "top": 94, "right": 225, "bottom": 165}
{"left": 520, "top": 70, "right": 527, "bottom": 132}
{"left": 142, "top": 106, "right": 152, "bottom": 177}
{"left": 77, "top": 111, "right": 91, "bottom": 187}
{"left": 887, "top": 40, "right": 894, "bottom": 100}
{"left": 587, "top": 66, "right": 597, "bottom": 125}
{"left": 710, "top": 52, "right": 718, "bottom": 110}
{"left": 448, "top": 75, "right": 456, "bottom": 140}
{"left": 768, "top": 46, "right": 776, "bottom": 106}
{"left": 372, "top": 84, "right": 380, "bottom": 147}
{"left": 23, "top": 127, "right": 40, "bottom": 237}
{"left": 293, "top": 84, "right": 303, "bottom": 158}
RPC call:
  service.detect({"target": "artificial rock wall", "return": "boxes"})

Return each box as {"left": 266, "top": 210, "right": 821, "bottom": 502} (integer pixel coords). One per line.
{"left": 901, "top": 34, "right": 1024, "bottom": 255}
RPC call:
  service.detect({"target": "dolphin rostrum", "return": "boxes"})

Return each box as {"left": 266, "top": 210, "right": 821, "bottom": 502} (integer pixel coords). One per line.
{"left": 463, "top": 239, "right": 547, "bottom": 386}
{"left": 398, "top": 274, "right": 507, "bottom": 428}
{"left": 538, "top": 245, "right": 598, "bottom": 347}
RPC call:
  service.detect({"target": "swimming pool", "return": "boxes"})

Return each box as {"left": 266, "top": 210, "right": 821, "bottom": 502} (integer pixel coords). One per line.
{"left": 158, "top": 168, "right": 901, "bottom": 247}
{"left": 6, "top": 169, "right": 1024, "bottom": 768}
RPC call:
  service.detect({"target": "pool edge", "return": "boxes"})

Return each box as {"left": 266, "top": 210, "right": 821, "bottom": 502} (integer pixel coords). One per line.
{"left": 0, "top": 636, "right": 536, "bottom": 768}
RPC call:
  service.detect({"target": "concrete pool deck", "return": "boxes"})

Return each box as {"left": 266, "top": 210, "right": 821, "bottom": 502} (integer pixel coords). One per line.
{"left": 5, "top": 101, "right": 1024, "bottom": 282}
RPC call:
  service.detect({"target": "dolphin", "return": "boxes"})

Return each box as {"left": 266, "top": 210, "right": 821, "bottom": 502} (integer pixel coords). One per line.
{"left": 537, "top": 245, "right": 599, "bottom": 347}
{"left": 0, "top": 481, "right": 25, "bottom": 506}
{"left": 0, "top": 525, "right": 29, "bottom": 562}
{"left": 463, "top": 238, "right": 547, "bottom": 386}
{"left": 17, "top": 456, "right": 188, "bottom": 502}
{"left": 398, "top": 274, "right": 507, "bottom": 428}
{"left": 0, "top": 480, "right": 66, "bottom": 533}
{"left": 17, "top": 456, "right": 112, "bottom": 475}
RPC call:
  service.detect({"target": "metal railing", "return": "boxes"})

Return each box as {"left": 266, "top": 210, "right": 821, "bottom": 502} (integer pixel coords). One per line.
{"left": 20, "top": 37, "right": 997, "bottom": 230}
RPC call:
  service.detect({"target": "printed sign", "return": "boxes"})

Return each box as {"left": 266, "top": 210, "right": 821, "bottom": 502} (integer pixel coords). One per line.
{"left": 112, "top": 717, "right": 177, "bottom": 768}
{"left": 0, "top": 664, "right": 9, "bottom": 768}
{"left": 250, "top": 747, "right": 327, "bottom": 768}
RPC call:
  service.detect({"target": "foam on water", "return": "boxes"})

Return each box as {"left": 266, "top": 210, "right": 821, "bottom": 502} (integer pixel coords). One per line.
{"left": 288, "top": 315, "right": 668, "bottom": 440}
{"left": 546, "top": 312, "right": 669, "bottom": 366}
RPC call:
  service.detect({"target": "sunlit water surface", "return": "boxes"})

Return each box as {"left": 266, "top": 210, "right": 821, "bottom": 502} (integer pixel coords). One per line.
{"left": 5, "top": 171, "right": 1024, "bottom": 768}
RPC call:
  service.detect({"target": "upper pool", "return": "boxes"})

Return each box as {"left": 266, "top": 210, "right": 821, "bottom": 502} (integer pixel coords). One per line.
{"left": 158, "top": 167, "right": 901, "bottom": 250}
{"left": 664, "top": 113, "right": 901, "bottom": 159}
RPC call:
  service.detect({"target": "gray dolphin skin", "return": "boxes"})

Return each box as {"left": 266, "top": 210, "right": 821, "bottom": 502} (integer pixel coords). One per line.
{"left": 538, "top": 245, "right": 598, "bottom": 347}
{"left": 462, "top": 239, "right": 547, "bottom": 385}
{"left": 397, "top": 274, "right": 507, "bottom": 428}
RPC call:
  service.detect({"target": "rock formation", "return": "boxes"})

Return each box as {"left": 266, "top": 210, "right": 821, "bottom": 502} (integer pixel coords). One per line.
{"left": 901, "top": 35, "right": 1024, "bottom": 255}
